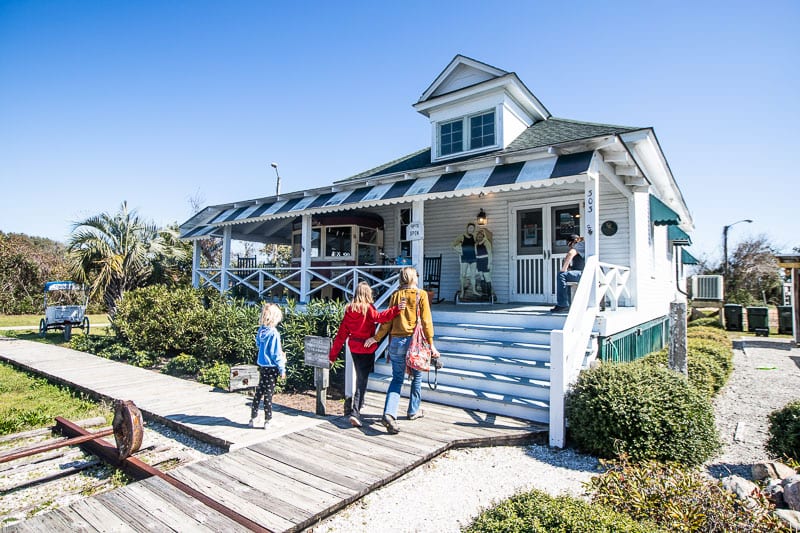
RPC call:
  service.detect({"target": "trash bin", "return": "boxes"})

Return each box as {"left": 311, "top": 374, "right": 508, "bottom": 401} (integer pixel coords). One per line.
{"left": 723, "top": 304, "right": 743, "bottom": 332}
{"left": 777, "top": 305, "right": 793, "bottom": 335}
{"left": 746, "top": 306, "right": 769, "bottom": 336}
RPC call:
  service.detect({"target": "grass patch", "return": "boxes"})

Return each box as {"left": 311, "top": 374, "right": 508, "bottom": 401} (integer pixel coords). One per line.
{"left": 0, "top": 362, "right": 111, "bottom": 435}
{"left": 0, "top": 313, "right": 108, "bottom": 328}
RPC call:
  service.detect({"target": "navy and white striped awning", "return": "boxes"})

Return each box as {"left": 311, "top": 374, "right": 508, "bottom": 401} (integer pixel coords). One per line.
{"left": 180, "top": 151, "right": 593, "bottom": 239}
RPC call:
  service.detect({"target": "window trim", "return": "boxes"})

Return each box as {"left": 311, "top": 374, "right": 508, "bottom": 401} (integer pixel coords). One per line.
{"left": 436, "top": 109, "right": 498, "bottom": 158}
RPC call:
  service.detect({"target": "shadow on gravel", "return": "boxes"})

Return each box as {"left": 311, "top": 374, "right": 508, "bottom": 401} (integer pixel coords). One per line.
{"left": 706, "top": 462, "right": 753, "bottom": 480}
{"left": 740, "top": 339, "right": 794, "bottom": 351}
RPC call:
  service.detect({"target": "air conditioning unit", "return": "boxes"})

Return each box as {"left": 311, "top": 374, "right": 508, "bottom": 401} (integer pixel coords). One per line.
{"left": 691, "top": 275, "right": 724, "bottom": 301}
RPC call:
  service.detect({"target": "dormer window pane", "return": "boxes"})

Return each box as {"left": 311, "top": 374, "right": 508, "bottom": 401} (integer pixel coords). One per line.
{"left": 440, "top": 119, "right": 464, "bottom": 156}
{"left": 470, "top": 111, "right": 495, "bottom": 149}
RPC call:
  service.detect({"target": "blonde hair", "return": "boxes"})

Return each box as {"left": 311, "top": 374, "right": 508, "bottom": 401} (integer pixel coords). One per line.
{"left": 259, "top": 303, "right": 283, "bottom": 327}
{"left": 347, "top": 281, "right": 374, "bottom": 315}
{"left": 399, "top": 266, "right": 418, "bottom": 288}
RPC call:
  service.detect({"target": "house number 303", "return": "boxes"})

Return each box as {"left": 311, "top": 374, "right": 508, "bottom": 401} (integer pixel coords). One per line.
{"left": 586, "top": 189, "right": 594, "bottom": 213}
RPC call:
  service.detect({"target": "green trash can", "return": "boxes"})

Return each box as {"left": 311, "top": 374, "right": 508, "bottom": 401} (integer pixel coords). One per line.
{"left": 777, "top": 305, "right": 793, "bottom": 335}
{"left": 747, "top": 306, "right": 769, "bottom": 336}
{"left": 723, "top": 304, "right": 743, "bottom": 332}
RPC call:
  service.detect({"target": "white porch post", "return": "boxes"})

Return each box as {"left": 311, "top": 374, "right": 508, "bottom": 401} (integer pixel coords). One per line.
{"left": 300, "top": 214, "right": 312, "bottom": 303}
{"left": 549, "top": 329, "right": 566, "bottom": 447}
{"left": 584, "top": 170, "right": 600, "bottom": 308}
{"left": 221, "top": 226, "right": 232, "bottom": 295}
{"left": 344, "top": 345, "right": 355, "bottom": 407}
{"left": 411, "top": 199, "right": 425, "bottom": 282}
{"left": 629, "top": 188, "right": 650, "bottom": 310}
{"left": 192, "top": 240, "right": 200, "bottom": 288}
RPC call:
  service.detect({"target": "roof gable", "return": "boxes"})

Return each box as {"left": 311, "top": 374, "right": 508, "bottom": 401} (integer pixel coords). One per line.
{"left": 418, "top": 55, "right": 508, "bottom": 103}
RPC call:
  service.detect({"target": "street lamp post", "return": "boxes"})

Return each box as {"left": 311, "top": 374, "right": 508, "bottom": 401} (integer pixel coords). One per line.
{"left": 723, "top": 219, "right": 752, "bottom": 280}
{"left": 270, "top": 162, "right": 281, "bottom": 196}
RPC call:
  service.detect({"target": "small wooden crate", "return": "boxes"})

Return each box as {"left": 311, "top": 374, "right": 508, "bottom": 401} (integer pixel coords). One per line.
{"left": 229, "top": 365, "right": 259, "bottom": 392}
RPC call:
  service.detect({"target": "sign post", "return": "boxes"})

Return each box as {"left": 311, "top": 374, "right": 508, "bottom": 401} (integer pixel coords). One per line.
{"left": 304, "top": 335, "right": 332, "bottom": 415}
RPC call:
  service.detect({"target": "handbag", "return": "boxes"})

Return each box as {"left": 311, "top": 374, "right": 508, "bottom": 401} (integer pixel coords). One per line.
{"left": 406, "top": 291, "right": 437, "bottom": 372}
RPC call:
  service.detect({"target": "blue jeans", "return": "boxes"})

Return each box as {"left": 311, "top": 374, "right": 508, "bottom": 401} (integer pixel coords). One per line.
{"left": 556, "top": 270, "right": 583, "bottom": 307}
{"left": 383, "top": 336, "right": 422, "bottom": 419}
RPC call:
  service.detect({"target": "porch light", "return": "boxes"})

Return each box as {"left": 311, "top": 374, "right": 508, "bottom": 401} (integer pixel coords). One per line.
{"left": 477, "top": 209, "right": 487, "bottom": 226}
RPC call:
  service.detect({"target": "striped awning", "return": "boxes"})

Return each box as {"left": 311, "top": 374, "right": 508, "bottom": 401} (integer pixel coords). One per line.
{"left": 180, "top": 151, "right": 594, "bottom": 240}
{"left": 650, "top": 195, "right": 681, "bottom": 226}
{"left": 668, "top": 225, "right": 692, "bottom": 245}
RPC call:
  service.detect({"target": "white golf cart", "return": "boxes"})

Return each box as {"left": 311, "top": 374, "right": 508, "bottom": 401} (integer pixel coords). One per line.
{"left": 39, "top": 281, "right": 90, "bottom": 341}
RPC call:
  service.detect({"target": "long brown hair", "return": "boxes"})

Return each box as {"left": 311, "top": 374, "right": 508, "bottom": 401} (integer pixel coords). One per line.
{"left": 347, "top": 281, "right": 374, "bottom": 315}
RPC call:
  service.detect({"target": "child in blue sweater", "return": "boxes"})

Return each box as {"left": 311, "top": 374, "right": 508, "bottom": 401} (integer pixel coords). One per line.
{"left": 249, "top": 303, "right": 286, "bottom": 429}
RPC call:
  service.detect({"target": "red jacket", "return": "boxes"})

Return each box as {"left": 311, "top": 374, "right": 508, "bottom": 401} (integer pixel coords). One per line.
{"left": 329, "top": 305, "right": 400, "bottom": 361}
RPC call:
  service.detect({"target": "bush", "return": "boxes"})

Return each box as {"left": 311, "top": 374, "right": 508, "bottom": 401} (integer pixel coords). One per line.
{"left": 97, "top": 344, "right": 135, "bottom": 361}
{"left": 464, "top": 488, "right": 659, "bottom": 533}
{"left": 688, "top": 316, "right": 723, "bottom": 329}
{"left": 688, "top": 338, "right": 733, "bottom": 382}
{"left": 199, "top": 298, "right": 260, "bottom": 365}
{"left": 566, "top": 363, "right": 720, "bottom": 465}
{"left": 640, "top": 348, "right": 724, "bottom": 398}
{"left": 687, "top": 326, "right": 731, "bottom": 346}
{"left": 163, "top": 353, "right": 201, "bottom": 376}
{"left": 279, "top": 299, "right": 344, "bottom": 391}
{"left": 198, "top": 362, "right": 230, "bottom": 390}
{"left": 766, "top": 400, "right": 800, "bottom": 462}
{"left": 588, "top": 457, "right": 789, "bottom": 532}
{"left": 69, "top": 334, "right": 117, "bottom": 355}
{"left": 129, "top": 350, "right": 158, "bottom": 368}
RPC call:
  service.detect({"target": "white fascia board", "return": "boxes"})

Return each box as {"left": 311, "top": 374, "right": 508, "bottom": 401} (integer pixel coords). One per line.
{"left": 417, "top": 55, "right": 508, "bottom": 103}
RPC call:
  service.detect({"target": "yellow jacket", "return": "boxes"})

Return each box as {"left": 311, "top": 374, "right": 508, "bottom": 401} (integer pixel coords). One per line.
{"left": 375, "top": 288, "right": 434, "bottom": 344}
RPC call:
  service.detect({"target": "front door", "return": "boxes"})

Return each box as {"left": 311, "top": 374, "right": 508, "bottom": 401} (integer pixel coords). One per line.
{"left": 510, "top": 201, "right": 581, "bottom": 303}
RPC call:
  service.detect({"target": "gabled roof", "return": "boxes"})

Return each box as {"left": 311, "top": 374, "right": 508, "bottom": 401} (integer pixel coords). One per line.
{"left": 337, "top": 118, "right": 642, "bottom": 183}
{"left": 417, "top": 55, "right": 509, "bottom": 103}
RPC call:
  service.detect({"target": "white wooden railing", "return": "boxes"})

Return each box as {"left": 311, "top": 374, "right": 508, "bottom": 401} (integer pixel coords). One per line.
{"left": 549, "top": 255, "right": 601, "bottom": 448}
{"left": 197, "top": 264, "right": 403, "bottom": 305}
{"left": 597, "top": 262, "right": 631, "bottom": 310}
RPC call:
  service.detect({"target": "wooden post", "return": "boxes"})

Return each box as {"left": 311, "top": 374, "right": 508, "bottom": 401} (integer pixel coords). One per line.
{"left": 344, "top": 344, "right": 355, "bottom": 415}
{"left": 304, "top": 335, "right": 332, "bottom": 416}
{"left": 192, "top": 240, "right": 201, "bottom": 288}
{"left": 300, "top": 214, "right": 312, "bottom": 303}
{"left": 549, "top": 329, "right": 566, "bottom": 448}
{"left": 584, "top": 169, "right": 600, "bottom": 308}
{"left": 411, "top": 199, "right": 425, "bottom": 281}
{"left": 221, "top": 226, "right": 232, "bottom": 295}
{"left": 668, "top": 300, "right": 688, "bottom": 375}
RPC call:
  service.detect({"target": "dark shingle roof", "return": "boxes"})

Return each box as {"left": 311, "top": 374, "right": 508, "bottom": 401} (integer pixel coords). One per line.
{"left": 338, "top": 117, "right": 643, "bottom": 182}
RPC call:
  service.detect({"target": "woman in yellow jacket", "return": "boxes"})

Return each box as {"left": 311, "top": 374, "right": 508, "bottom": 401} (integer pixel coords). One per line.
{"left": 365, "top": 267, "right": 437, "bottom": 434}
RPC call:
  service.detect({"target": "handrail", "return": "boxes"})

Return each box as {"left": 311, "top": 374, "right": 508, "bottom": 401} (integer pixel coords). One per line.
{"left": 549, "top": 254, "right": 600, "bottom": 448}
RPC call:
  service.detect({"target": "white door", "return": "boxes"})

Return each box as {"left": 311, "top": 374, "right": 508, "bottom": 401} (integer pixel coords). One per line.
{"left": 510, "top": 201, "right": 582, "bottom": 303}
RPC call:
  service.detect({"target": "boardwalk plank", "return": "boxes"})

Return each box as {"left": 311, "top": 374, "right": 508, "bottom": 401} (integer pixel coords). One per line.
{"left": 69, "top": 498, "right": 139, "bottom": 532}
{"left": 140, "top": 477, "right": 252, "bottom": 533}
{"left": 119, "top": 482, "right": 219, "bottom": 533}
{"left": 299, "top": 425, "right": 422, "bottom": 466}
{"left": 168, "top": 465, "right": 294, "bottom": 531}
{"left": 277, "top": 433, "right": 392, "bottom": 479}
{"left": 309, "top": 421, "right": 446, "bottom": 457}
{"left": 95, "top": 489, "right": 178, "bottom": 532}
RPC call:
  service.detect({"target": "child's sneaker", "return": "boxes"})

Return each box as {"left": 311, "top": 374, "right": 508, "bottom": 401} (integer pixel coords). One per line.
{"left": 248, "top": 417, "right": 258, "bottom": 428}
{"left": 263, "top": 419, "right": 271, "bottom": 429}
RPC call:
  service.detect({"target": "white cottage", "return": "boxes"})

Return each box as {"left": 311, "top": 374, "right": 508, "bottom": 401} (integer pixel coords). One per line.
{"left": 180, "top": 56, "right": 696, "bottom": 446}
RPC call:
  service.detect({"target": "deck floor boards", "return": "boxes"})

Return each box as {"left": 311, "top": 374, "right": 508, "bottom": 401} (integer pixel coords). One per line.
{"left": 1, "top": 338, "right": 546, "bottom": 532}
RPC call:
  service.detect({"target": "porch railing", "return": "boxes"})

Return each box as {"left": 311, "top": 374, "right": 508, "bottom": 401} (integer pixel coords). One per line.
{"left": 549, "top": 255, "right": 601, "bottom": 448}
{"left": 196, "top": 264, "right": 404, "bottom": 305}
{"left": 597, "top": 262, "right": 631, "bottom": 309}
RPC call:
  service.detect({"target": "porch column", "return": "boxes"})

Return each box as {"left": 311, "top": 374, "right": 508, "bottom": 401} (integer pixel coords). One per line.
{"left": 300, "top": 214, "right": 312, "bottom": 303}
{"left": 192, "top": 240, "right": 200, "bottom": 288}
{"left": 584, "top": 171, "right": 600, "bottom": 307}
{"left": 221, "top": 226, "right": 232, "bottom": 295}
{"left": 411, "top": 199, "right": 425, "bottom": 282}
{"left": 629, "top": 188, "right": 650, "bottom": 310}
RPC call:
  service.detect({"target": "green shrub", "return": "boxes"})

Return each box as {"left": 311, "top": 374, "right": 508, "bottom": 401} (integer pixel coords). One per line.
{"left": 688, "top": 316, "right": 723, "bottom": 329}
{"left": 279, "top": 299, "right": 344, "bottom": 391}
{"left": 688, "top": 338, "right": 733, "bottom": 381}
{"left": 129, "top": 350, "right": 157, "bottom": 368}
{"left": 97, "top": 343, "right": 135, "bottom": 361}
{"left": 163, "top": 353, "right": 201, "bottom": 376}
{"left": 198, "top": 362, "right": 230, "bottom": 390}
{"left": 465, "top": 488, "right": 659, "bottom": 533}
{"left": 640, "top": 348, "right": 724, "bottom": 398}
{"left": 686, "top": 326, "right": 731, "bottom": 345}
{"left": 69, "top": 334, "right": 117, "bottom": 355}
{"left": 766, "top": 400, "right": 800, "bottom": 462}
{"left": 198, "top": 298, "right": 260, "bottom": 365}
{"left": 587, "top": 457, "right": 789, "bottom": 532}
{"left": 566, "top": 363, "right": 720, "bottom": 465}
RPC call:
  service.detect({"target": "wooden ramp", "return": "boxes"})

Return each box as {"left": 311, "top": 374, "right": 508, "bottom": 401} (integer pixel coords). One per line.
{"left": 0, "top": 338, "right": 545, "bottom": 532}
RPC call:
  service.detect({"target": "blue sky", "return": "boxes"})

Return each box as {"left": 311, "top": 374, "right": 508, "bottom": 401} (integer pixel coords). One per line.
{"left": 1, "top": 1, "right": 798, "bottom": 263}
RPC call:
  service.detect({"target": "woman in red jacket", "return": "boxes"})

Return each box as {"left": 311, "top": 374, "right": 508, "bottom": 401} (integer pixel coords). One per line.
{"left": 329, "top": 281, "right": 404, "bottom": 427}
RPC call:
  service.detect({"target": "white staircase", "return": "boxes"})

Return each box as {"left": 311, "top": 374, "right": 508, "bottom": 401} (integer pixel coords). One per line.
{"left": 367, "top": 309, "right": 588, "bottom": 424}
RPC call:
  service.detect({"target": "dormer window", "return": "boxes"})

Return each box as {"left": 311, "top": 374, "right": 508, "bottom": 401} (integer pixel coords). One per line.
{"left": 437, "top": 110, "right": 496, "bottom": 157}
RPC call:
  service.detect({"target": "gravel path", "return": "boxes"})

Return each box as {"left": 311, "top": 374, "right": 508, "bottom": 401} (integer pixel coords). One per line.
{"left": 312, "top": 337, "right": 800, "bottom": 533}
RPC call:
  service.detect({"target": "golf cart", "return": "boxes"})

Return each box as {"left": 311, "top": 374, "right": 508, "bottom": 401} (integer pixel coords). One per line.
{"left": 39, "top": 281, "right": 90, "bottom": 341}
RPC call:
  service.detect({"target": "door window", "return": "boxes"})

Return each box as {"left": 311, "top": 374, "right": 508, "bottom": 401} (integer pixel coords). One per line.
{"left": 517, "top": 209, "right": 543, "bottom": 255}
{"left": 552, "top": 205, "right": 580, "bottom": 254}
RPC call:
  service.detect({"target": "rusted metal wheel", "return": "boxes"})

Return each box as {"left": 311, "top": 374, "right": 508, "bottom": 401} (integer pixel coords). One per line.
{"left": 112, "top": 400, "right": 144, "bottom": 460}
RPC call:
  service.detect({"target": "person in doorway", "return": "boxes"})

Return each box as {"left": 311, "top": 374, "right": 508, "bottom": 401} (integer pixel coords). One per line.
{"left": 474, "top": 227, "right": 493, "bottom": 298}
{"left": 329, "top": 282, "right": 405, "bottom": 428}
{"left": 365, "top": 267, "right": 438, "bottom": 434}
{"left": 551, "top": 234, "right": 586, "bottom": 313}
{"left": 452, "top": 222, "right": 480, "bottom": 299}
{"left": 249, "top": 303, "right": 286, "bottom": 429}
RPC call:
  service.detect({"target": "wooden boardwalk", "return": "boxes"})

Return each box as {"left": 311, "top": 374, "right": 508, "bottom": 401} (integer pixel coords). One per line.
{"left": 0, "top": 339, "right": 545, "bottom": 532}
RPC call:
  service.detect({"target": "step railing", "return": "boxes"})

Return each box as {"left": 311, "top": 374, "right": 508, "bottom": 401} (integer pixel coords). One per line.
{"left": 549, "top": 254, "right": 601, "bottom": 448}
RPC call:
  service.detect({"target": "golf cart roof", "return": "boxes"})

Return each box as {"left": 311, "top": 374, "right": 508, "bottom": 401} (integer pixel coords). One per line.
{"left": 44, "top": 281, "right": 82, "bottom": 292}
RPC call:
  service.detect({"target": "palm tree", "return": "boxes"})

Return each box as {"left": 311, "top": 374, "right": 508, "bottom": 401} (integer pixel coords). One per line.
{"left": 67, "top": 202, "right": 187, "bottom": 315}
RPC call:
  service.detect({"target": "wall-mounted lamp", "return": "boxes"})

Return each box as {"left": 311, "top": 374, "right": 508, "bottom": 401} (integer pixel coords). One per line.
{"left": 477, "top": 208, "right": 487, "bottom": 226}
